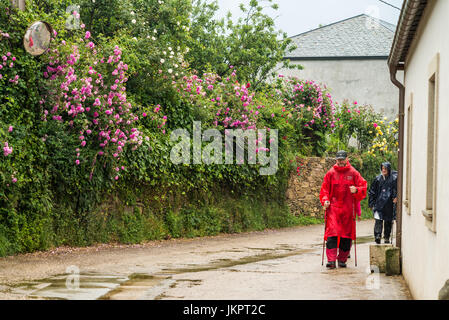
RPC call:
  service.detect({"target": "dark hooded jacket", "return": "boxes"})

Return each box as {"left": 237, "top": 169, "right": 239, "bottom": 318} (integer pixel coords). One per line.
{"left": 368, "top": 162, "right": 397, "bottom": 221}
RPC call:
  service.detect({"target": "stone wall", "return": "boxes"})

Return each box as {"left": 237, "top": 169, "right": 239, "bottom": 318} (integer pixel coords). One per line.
{"left": 286, "top": 157, "right": 335, "bottom": 218}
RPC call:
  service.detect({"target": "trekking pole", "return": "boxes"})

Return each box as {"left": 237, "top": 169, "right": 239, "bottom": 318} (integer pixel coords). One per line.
{"left": 321, "top": 207, "right": 327, "bottom": 266}
{"left": 353, "top": 198, "right": 357, "bottom": 267}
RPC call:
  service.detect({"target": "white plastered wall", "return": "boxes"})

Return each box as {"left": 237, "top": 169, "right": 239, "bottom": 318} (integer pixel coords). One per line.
{"left": 402, "top": 0, "right": 449, "bottom": 300}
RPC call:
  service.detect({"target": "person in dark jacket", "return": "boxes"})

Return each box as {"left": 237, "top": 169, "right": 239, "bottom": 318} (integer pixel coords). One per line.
{"left": 368, "top": 162, "right": 397, "bottom": 244}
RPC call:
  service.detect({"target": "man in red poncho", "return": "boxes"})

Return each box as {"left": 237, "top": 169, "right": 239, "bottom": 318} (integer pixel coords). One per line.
{"left": 320, "top": 150, "right": 367, "bottom": 269}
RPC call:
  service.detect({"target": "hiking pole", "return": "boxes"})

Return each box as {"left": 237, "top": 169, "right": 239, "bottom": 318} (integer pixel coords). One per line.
{"left": 321, "top": 207, "right": 327, "bottom": 266}
{"left": 353, "top": 198, "right": 357, "bottom": 267}
{"left": 354, "top": 227, "right": 357, "bottom": 267}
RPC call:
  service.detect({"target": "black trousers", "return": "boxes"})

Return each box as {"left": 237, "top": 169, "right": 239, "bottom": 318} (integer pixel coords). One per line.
{"left": 326, "top": 236, "right": 352, "bottom": 251}
{"left": 374, "top": 220, "right": 393, "bottom": 240}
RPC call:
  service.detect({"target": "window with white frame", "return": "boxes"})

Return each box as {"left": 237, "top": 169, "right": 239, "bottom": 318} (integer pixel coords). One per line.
{"left": 422, "top": 53, "right": 439, "bottom": 232}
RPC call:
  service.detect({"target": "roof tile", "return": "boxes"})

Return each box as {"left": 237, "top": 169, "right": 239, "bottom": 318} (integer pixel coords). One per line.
{"left": 286, "top": 14, "right": 396, "bottom": 58}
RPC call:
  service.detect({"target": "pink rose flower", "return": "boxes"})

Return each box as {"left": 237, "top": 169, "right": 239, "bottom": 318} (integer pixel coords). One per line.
{"left": 3, "top": 142, "right": 12, "bottom": 156}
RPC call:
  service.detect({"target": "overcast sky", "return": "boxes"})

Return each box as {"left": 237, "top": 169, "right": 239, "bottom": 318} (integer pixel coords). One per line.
{"left": 215, "top": 0, "right": 404, "bottom": 37}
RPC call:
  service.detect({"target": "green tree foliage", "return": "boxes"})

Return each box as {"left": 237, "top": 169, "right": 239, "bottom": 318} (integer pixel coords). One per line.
{"left": 187, "top": 0, "right": 302, "bottom": 89}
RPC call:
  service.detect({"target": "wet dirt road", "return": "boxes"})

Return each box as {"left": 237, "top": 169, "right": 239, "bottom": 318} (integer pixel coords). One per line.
{"left": 0, "top": 220, "right": 411, "bottom": 300}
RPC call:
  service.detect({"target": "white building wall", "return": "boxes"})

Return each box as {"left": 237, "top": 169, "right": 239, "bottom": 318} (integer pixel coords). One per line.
{"left": 402, "top": 0, "right": 449, "bottom": 300}
{"left": 278, "top": 59, "right": 399, "bottom": 119}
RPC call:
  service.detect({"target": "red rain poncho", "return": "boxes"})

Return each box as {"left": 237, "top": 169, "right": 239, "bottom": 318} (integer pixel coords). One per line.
{"left": 320, "top": 161, "right": 367, "bottom": 240}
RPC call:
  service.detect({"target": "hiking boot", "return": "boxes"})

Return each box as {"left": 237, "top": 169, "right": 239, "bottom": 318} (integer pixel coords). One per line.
{"left": 375, "top": 238, "right": 381, "bottom": 244}
{"left": 326, "top": 261, "right": 336, "bottom": 269}
{"left": 338, "top": 261, "right": 347, "bottom": 268}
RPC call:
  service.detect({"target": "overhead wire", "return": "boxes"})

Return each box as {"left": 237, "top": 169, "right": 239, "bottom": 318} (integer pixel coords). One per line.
{"left": 378, "top": 0, "right": 402, "bottom": 11}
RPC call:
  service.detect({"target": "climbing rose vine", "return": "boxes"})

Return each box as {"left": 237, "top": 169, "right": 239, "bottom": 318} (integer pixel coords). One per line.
{"left": 274, "top": 76, "right": 336, "bottom": 130}
{"left": 1, "top": 29, "right": 19, "bottom": 185}
{"left": 42, "top": 30, "right": 145, "bottom": 180}
{"left": 174, "top": 68, "right": 261, "bottom": 130}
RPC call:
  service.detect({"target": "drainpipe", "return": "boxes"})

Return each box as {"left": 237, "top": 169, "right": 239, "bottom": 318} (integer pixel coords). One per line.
{"left": 389, "top": 65, "right": 405, "bottom": 255}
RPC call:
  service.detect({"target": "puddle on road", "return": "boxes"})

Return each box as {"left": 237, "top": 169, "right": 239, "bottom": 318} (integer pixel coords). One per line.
{"left": 7, "top": 273, "right": 129, "bottom": 300}
{"left": 99, "top": 274, "right": 170, "bottom": 300}
{"left": 356, "top": 236, "right": 376, "bottom": 244}
{"left": 196, "top": 248, "right": 245, "bottom": 255}
{"left": 159, "top": 248, "right": 313, "bottom": 275}
{"left": 168, "top": 279, "right": 201, "bottom": 289}
{"left": 245, "top": 244, "right": 297, "bottom": 252}
{"left": 312, "top": 235, "right": 377, "bottom": 248}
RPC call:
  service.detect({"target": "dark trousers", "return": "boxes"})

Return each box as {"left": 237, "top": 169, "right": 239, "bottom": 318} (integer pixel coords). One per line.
{"left": 326, "top": 236, "right": 352, "bottom": 251}
{"left": 374, "top": 219, "right": 393, "bottom": 240}
{"left": 326, "top": 236, "right": 352, "bottom": 263}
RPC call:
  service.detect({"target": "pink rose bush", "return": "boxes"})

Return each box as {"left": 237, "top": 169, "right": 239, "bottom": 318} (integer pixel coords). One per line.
{"left": 274, "top": 76, "right": 336, "bottom": 131}
{"left": 267, "top": 76, "right": 337, "bottom": 154}
{"left": 174, "top": 69, "right": 260, "bottom": 131}
{"left": 1, "top": 30, "right": 19, "bottom": 184}
{"left": 0, "top": 30, "right": 19, "bottom": 85}
{"left": 172, "top": 69, "right": 340, "bottom": 156}
{"left": 172, "top": 68, "right": 284, "bottom": 162}
{"left": 41, "top": 30, "right": 166, "bottom": 180}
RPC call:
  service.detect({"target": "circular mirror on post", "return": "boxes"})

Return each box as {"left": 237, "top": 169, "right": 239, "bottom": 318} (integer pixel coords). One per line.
{"left": 23, "top": 21, "right": 53, "bottom": 56}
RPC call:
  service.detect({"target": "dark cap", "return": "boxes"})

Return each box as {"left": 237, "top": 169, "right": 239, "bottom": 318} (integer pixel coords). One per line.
{"left": 336, "top": 150, "right": 348, "bottom": 160}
